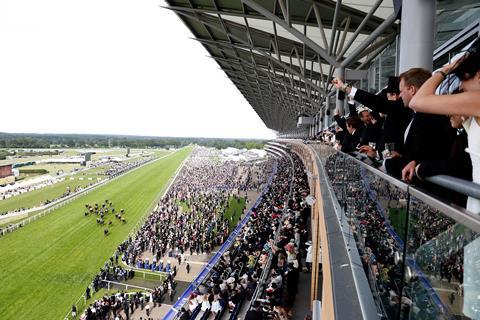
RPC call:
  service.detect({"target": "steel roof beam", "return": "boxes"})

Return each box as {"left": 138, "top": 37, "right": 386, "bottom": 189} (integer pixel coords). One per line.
{"left": 340, "top": 12, "right": 398, "bottom": 68}
{"left": 169, "top": 8, "right": 326, "bottom": 96}
{"left": 206, "top": 49, "right": 323, "bottom": 102}
{"left": 329, "top": 0, "right": 342, "bottom": 56}
{"left": 240, "top": 0, "right": 339, "bottom": 67}
{"left": 336, "top": 0, "right": 383, "bottom": 59}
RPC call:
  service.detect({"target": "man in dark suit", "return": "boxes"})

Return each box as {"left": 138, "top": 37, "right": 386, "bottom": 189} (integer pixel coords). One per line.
{"left": 378, "top": 76, "right": 409, "bottom": 151}
{"left": 357, "top": 107, "right": 384, "bottom": 150}
{"left": 415, "top": 114, "right": 472, "bottom": 207}
{"left": 332, "top": 68, "right": 451, "bottom": 182}
{"left": 337, "top": 78, "right": 412, "bottom": 157}
{"left": 396, "top": 69, "right": 451, "bottom": 182}
{"left": 334, "top": 112, "right": 364, "bottom": 153}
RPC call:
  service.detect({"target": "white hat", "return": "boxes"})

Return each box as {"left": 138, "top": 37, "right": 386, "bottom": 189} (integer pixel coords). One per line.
{"left": 356, "top": 105, "right": 371, "bottom": 114}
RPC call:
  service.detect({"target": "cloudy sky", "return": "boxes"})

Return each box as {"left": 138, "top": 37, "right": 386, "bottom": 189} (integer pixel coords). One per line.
{"left": 0, "top": 0, "right": 276, "bottom": 139}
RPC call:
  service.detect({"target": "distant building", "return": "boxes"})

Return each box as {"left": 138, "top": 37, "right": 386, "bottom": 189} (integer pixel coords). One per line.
{"left": 0, "top": 164, "right": 14, "bottom": 185}
{"left": 0, "top": 164, "right": 13, "bottom": 179}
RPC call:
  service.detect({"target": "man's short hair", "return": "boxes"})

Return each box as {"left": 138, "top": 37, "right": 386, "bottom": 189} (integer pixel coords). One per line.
{"left": 346, "top": 117, "right": 363, "bottom": 130}
{"left": 399, "top": 68, "right": 431, "bottom": 89}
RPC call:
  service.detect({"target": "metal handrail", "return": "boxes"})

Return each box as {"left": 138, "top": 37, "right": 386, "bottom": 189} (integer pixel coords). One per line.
{"left": 326, "top": 147, "right": 480, "bottom": 232}
{"left": 426, "top": 175, "right": 480, "bottom": 200}
{"left": 101, "top": 280, "right": 154, "bottom": 292}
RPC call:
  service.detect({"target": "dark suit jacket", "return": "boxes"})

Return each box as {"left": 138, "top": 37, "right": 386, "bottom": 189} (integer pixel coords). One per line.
{"left": 353, "top": 89, "right": 412, "bottom": 151}
{"left": 417, "top": 129, "right": 471, "bottom": 179}
{"left": 402, "top": 112, "right": 451, "bottom": 164}
{"left": 360, "top": 121, "right": 384, "bottom": 149}
{"left": 341, "top": 127, "right": 363, "bottom": 153}
{"left": 245, "top": 309, "right": 263, "bottom": 320}
{"left": 384, "top": 112, "right": 451, "bottom": 178}
{"left": 417, "top": 129, "right": 472, "bottom": 207}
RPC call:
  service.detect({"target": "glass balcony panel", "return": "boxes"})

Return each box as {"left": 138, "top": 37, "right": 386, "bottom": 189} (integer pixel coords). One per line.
{"left": 317, "top": 145, "right": 480, "bottom": 319}
{"left": 325, "top": 152, "right": 408, "bottom": 319}
{"left": 404, "top": 194, "right": 480, "bottom": 319}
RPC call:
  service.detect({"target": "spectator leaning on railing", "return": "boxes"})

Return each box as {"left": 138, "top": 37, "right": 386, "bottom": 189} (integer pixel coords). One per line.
{"left": 332, "top": 69, "right": 452, "bottom": 187}
{"left": 410, "top": 36, "right": 480, "bottom": 214}
{"left": 414, "top": 111, "right": 472, "bottom": 207}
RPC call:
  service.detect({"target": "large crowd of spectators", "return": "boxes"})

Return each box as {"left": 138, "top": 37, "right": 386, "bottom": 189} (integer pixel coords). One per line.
{"left": 115, "top": 147, "right": 272, "bottom": 270}
{"left": 175, "top": 152, "right": 311, "bottom": 320}
{"left": 79, "top": 256, "right": 177, "bottom": 320}
{"left": 0, "top": 181, "right": 91, "bottom": 217}
{"left": 104, "top": 157, "right": 154, "bottom": 177}
{"left": 81, "top": 285, "right": 165, "bottom": 320}
{"left": 0, "top": 176, "right": 61, "bottom": 200}
{"left": 76, "top": 147, "right": 272, "bottom": 319}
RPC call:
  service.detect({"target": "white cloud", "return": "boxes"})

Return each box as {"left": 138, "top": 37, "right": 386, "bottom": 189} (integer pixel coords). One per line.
{"left": 0, "top": 0, "right": 276, "bottom": 139}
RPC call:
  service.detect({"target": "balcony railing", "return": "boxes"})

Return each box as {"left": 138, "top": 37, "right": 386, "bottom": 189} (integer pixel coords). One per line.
{"left": 306, "top": 143, "right": 480, "bottom": 320}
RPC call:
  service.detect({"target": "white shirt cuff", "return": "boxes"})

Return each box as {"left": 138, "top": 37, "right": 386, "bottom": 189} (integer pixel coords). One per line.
{"left": 348, "top": 86, "right": 357, "bottom": 99}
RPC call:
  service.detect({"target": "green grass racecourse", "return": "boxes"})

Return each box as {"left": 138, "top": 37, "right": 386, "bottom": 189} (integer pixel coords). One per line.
{"left": 225, "top": 197, "right": 246, "bottom": 231}
{"left": 388, "top": 207, "right": 407, "bottom": 241}
{"left": 0, "top": 147, "right": 191, "bottom": 320}
{"left": 0, "top": 167, "right": 105, "bottom": 215}
{"left": 0, "top": 151, "right": 169, "bottom": 216}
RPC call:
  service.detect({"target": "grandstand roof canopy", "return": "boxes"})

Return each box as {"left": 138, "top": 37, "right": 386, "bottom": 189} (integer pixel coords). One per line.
{"left": 165, "top": 0, "right": 399, "bottom": 132}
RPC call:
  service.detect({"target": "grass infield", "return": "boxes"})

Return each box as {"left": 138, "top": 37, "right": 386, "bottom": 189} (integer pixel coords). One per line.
{"left": 0, "top": 147, "right": 191, "bottom": 319}
{"left": 0, "top": 151, "right": 169, "bottom": 216}
{"left": 0, "top": 168, "right": 104, "bottom": 215}
{"left": 388, "top": 207, "right": 407, "bottom": 241}
{"left": 225, "top": 197, "right": 246, "bottom": 231}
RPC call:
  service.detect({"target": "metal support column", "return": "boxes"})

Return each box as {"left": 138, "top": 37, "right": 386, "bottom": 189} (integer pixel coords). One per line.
{"left": 318, "top": 111, "right": 323, "bottom": 132}
{"left": 324, "top": 97, "right": 330, "bottom": 128}
{"left": 335, "top": 68, "right": 345, "bottom": 116}
{"left": 399, "top": 0, "right": 436, "bottom": 72}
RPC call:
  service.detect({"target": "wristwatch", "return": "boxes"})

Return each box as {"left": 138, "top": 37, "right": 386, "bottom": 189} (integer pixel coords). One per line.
{"left": 435, "top": 70, "right": 448, "bottom": 79}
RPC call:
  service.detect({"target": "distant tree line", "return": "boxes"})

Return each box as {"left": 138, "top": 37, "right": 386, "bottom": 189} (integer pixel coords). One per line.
{"left": 0, "top": 133, "right": 267, "bottom": 151}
